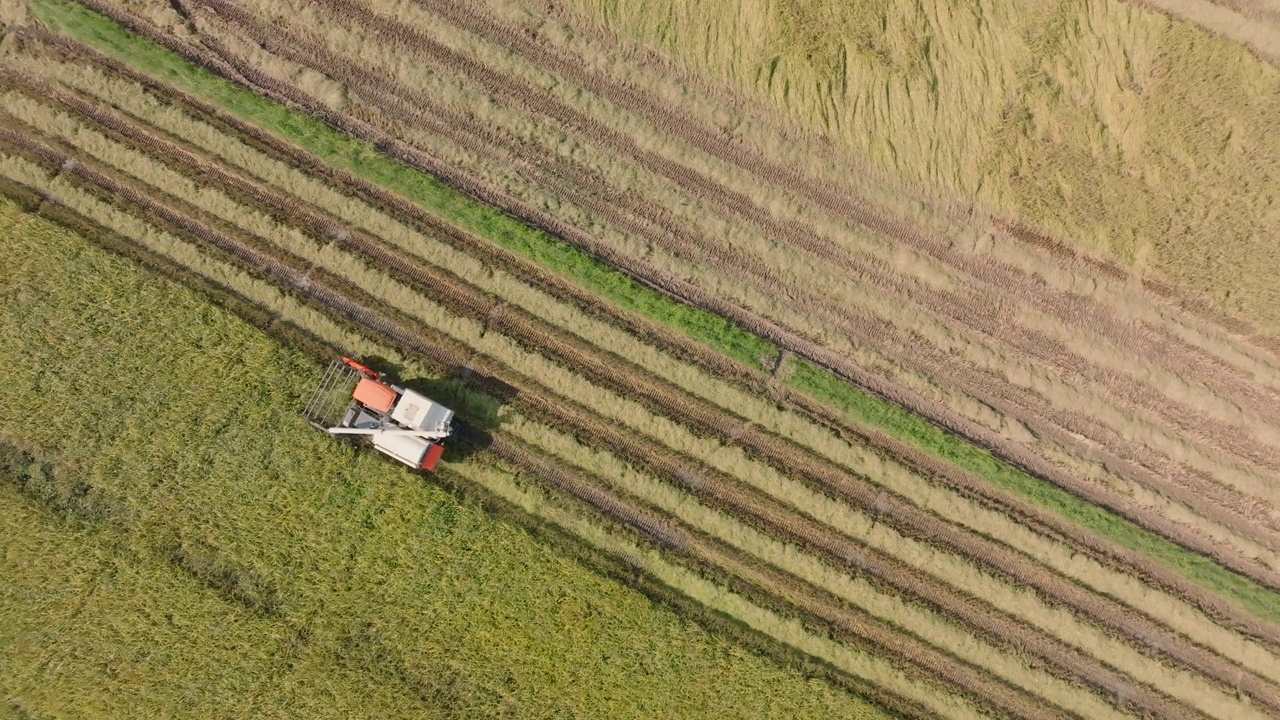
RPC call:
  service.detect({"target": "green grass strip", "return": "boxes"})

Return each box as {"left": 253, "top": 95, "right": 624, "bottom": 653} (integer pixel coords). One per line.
{"left": 32, "top": 0, "right": 1280, "bottom": 625}
{"left": 788, "top": 359, "right": 1280, "bottom": 623}
{"left": 28, "top": 0, "right": 774, "bottom": 371}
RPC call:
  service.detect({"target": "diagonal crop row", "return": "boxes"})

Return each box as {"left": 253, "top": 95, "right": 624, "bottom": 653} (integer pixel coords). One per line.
{"left": 22, "top": 23, "right": 1280, "bottom": 676}
{"left": 327, "top": 0, "right": 1280, "bottom": 499}
{"left": 253, "top": 0, "right": 1280, "bottom": 558}
{"left": 355, "top": 0, "right": 1280, "bottom": 527}
{"left": 0, "top": 87, "right": 1259, "bottom": 717}
{"left": 177, "top": 0, "right": 1280, "bottom": 563}
{"left": 446, "top": 0, "right": 1280, "bottom": 378}
{"left": 157, "top": 0, "right": 1280, "bottom": 591}
{"left": 423, "top": 0, "right": 1280, "bottom": 401}
{"left": 0, "top": 133, "right": 1053, "bottom": 720}
{"left": 40, "top": 0, "right": 1280, "bottom": 627}
{"left": 0, "top": 164, "right": 954, "bottom": 720}
{"left": 384, "top": 0, "right": 1280, "bottom": 489}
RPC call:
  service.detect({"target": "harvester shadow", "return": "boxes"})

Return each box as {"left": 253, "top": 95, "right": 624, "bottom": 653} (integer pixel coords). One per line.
{"left": 360, "top": 354, "right": 518, "bottom": 463}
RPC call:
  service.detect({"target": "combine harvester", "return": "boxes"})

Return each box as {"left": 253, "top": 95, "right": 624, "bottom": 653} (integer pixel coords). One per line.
{"left": 304, "top": 357, "right": 454, "bottom": 471}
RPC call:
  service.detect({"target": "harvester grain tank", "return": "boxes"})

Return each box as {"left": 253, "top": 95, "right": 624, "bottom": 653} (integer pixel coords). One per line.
{"left": 304, "top": 357, "right": 454, "bottom": 470}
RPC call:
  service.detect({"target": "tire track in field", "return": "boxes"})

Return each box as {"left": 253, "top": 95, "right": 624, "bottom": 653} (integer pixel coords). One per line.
{"left": 0, "top": 127, "right": 1078, "bottom": 720}
{"left": 400, "top": 0, "right": 1280, "bottom": 480}
{"left": 274, "top": 0, "right": 1280, "bottom": 495}
{"left": 514, "top": 0, "right": 1280, "bottom": 369}
{"left": 2, "top": 77, "right": 1260, "bottom": 720}
{"left": 174, "top": 0, "right": 1280, "bottom": 587}
{"left": 284, "top": 0, "right": 1280, "bottom": 557}
{"left": 24, "top": 23, "right": 1280, "bottom": 661}
{"left": 428, "top": 0, "right": 1280, "bottom": 385}
{"left": 490, "top": 439, "right": 1064, "bottom": 720}
{"left": 389, "top": 0, "right": 1280, "bottom": 512}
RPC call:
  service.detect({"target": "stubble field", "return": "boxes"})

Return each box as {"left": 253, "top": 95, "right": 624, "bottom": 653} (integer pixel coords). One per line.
{"left": 3, "top": 0, "right": 1280, "bottom": 718}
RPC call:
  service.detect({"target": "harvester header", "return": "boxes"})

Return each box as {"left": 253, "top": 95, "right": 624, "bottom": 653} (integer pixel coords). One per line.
{"left": 304, "top": 357, "right": 454, "bottom": 471}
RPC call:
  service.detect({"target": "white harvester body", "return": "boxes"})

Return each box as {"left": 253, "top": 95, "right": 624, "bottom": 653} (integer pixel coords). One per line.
{"left": 304, "top": 358, "right": 455, "bottom": 471}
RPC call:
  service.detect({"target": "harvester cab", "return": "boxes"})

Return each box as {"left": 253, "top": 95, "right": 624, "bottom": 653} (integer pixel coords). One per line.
{"left": 304, "top": 357, "right": 454, "bottom": 471}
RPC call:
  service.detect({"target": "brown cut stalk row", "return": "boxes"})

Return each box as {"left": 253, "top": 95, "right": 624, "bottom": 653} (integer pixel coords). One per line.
{"left": 159, "top": 0, "right": 1280, "bottom": 586}
{"left": 395, "top": 0, "right": 1280, "bottom": 472}
{"left": 389, "top": 0, "right": 1280, "bottom": 517}
{"left": 426, "top": 0, "right": 1280, "bottom": 383}
{"left": 25, "top": 27, "right": 1280, "bottom": 669}
{"left": 216, "top": 0, "right": 1280, "bottom": 500}
{"left": 152, "top": 0, "right": 1280, "bottom": 599}
{"left": 0, "top": 79, "right": 1260, "bottom": 719}
{"left": 501, "top": 0, "right": 1280, "bottom": 366}
{"left": 398, "top": 0, "right": 1280, "bottom": 451}
{"left": 216, "top": 0, "right": 1280, "bottom": 552}
{"left": 419, "top": 0, "right": 1280, "bottom": 445}
{"left": 0, "top": 128, "right": 1099, "bottom": 720}
{"left": 490, "top": 438, "right": 1075, "bottom": 720}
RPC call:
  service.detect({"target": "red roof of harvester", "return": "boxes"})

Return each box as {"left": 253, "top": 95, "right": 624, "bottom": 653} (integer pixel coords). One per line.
{"left": 420, "top": 443, "right": 445, "bottom": 471}
{"left": 353, "top": 378, "right": 397, "bottom": 413}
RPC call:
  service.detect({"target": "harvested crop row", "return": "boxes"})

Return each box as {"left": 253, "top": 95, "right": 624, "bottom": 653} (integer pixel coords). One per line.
{"left": 156, "top": 0, "right": 1280, "bottom": 590}
{"left": 290, "top": 50, "right": 1280, "bottom": 566}
{"left": 22, "top": 26, "right": 1280, "bottom": 671}
{"left": 302, "top": 0, "right": 1280, "bottom": 497}
{"left": 437, "top": 0, "right": 1280, "bottom": 395}
{"left": 157, "top": 0, "right": 1280, "bottom": 548}
{"left": 288, "top": 0, "right": 1280, "bottom": 520}
{"left": 386, "top": 0, "right": 1280, "bottom": 453}
{"left": 487, "top": 438, "right": 1070, "bottom": 720}
{"left": 448, "top": 0, "right": 1280, "bottom": 380}
{"left": 0, "top": 110, "right": 1259, "bottom": 717}
{"left": 249, "top": 0, "right": 1280, "bottom": 558}
{"left": 431, "top": 0, "right": 1280, "bottom": 390}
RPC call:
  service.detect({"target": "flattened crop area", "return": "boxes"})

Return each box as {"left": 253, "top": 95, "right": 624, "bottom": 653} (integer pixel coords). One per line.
{"left": 6, "top": 1, "right": 1280, "bottom": 718}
